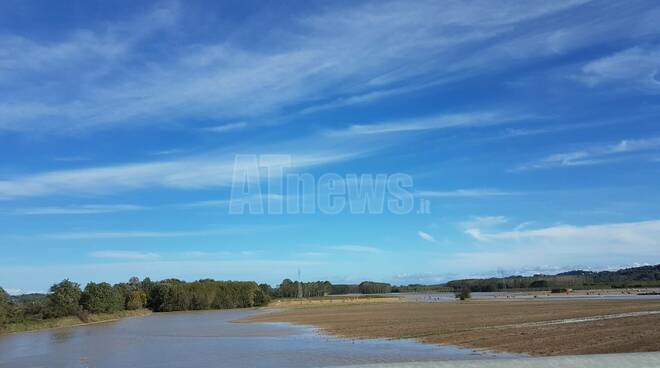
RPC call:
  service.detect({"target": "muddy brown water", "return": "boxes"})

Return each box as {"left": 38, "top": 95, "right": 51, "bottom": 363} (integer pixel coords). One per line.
{"left": 0, "top": 309, "right": 517, "bottom": 368}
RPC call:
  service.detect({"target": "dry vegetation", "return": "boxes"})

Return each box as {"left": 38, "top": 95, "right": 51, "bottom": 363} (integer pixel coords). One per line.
{"left": 244, "top": 299, "right": 660, "bottom": 356}
{"left": 268, "top": 295, "right": 402, "bottom": 307}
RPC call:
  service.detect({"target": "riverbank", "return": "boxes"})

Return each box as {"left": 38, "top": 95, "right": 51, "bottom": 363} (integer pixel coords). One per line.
{"left": 242, "top": 299, "right": 660, "bottom": 356}
{"left": 0, "top": 309, "right": 152, "bottom": 335}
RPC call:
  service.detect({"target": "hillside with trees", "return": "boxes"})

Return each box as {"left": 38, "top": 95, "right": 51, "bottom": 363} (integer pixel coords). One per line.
{"left": 446, "top": 264, "right": 660, "bottom": 292}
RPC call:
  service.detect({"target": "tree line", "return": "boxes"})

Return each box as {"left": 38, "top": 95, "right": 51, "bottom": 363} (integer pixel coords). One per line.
{"left": 0, "top": 277, "right": 272, "bottom": 328}
{"left": 276, "top": 279, "right": 394, "bottom": 297}
{"left": 447, "top": 264, "right": 660, "bottom": 292}
{"left": 1, "top": 277, "right": 397, "bottom": 329}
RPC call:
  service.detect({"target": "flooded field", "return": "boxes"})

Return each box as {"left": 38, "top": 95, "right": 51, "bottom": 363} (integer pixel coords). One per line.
{"left": 245, "top": 299, "right": 660, "bottom": 356}
{"left": 0, "top": 309, "right": 514, "bottom": 368}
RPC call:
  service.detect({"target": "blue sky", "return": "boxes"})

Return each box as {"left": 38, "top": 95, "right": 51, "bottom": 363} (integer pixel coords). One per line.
{"left": 2, "top": 0, "right": 660, "bottom": 293}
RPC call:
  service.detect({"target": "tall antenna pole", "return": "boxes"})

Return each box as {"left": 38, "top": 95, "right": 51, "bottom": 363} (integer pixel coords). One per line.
{"left": 297, "top": 268, "right": 303, "bottom": 298}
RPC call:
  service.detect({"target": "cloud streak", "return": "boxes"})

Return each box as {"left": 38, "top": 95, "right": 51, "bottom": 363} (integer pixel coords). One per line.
{"left": 89, "top": 250, "right": 161, "bottom": 261}
{"left": 578, "top": 46, "right": 660, "bottom": 92}
{"left": 327, "top": 112, "right": 533, "bottom": 137}
{"left": 417, "top": 231, "right": 437, "bottom": 243}
{"left": 9, "top": 204, "right": 144, "bottom": 215}
{"left": 416, "top": 189, "right": 519, "bottom": 198}
{"left": 328, "top": 245, "right": 382, "bottom": 254}
{"left": 517, "top": 137, "right": 660, "bottom": 170}
{"left": 0, "top": 1, "right": 595, "bottom": 133}
{"left": 0, "top": 146, "right": 360, "bottom": 199}
{"left": 465, "top": 219, "right": 660, "bottom": 250}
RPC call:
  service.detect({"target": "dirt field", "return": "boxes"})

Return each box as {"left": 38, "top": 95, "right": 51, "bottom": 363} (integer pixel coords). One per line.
{"left": 243, "top": 299, "right": 660, "bottom": 356}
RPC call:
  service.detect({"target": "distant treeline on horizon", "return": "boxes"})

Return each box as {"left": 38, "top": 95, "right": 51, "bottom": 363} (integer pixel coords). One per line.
{"left": 445, "top": 264, "right": 660, "bottom": 292}
{"left": 2, "top": 264, "right": 659, "bottom": 329}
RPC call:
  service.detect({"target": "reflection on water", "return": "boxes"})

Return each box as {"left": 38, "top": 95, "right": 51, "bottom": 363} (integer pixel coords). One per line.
{"left": 0, "top": 309, "right": 515, "bottom": 368}
{"left": 51, "top": 330, "right": 75, "bottom": 344}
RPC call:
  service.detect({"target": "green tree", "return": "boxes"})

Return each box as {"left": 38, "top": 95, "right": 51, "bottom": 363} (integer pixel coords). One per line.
{"left": 45, "top": 279, "right": 82, "bottom": 318}
{"left": 126, "top": 291, "right": 147, "bottom": 310}
{"left": 456, "top": 286, "right": 471, "bottom": 300}
{"left": 80, "top": 282, "right": 123, "bottom": 313}
{"left": 0, "top": 287, "right": 11, "bottom": 325}
{"left": 358, "top": 281, "right": 392, "bottom": 294}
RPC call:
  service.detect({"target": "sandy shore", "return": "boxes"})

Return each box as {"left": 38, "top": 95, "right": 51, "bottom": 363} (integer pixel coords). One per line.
{"left": 243, "top": 299, "right": 660, "bottom": 356}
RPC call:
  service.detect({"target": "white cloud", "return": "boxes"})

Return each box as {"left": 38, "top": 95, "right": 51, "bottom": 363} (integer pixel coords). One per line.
{"left": 466, "top": 219, "right": 660, "bottom": 246}
{"left": 417, "top": 231, "right": 437, "bottom": 243}
{"left": 203, "top": 122, "right": 248, "bottom": 133}
{"left": 517, "top": 136, "right": 660, "bottom": 170}
{"left": 0, "top": 146, "right": 360, "bottom": 199}
{"left": 10, "top": 204, "right": 144, "bottom": 215}
{"left": 460, "top": 216, "right": 510, "bottom": 241}
{"left": 461, "top": 215, "right": 510, "bottom": 228}
{"left": 0, "top": 1, "right": 592, "bottom": 133}
{"left": 442, "top": 219, "right": 660, "bottom": 275}
{"left": 89, "top": 250, "right": 161, "bottom": 261}
{"left": 578, "top": 46, "right": 660, "bottom": 92}
{"left": 45, "top": 230, "right": 216, "bottom": 240}
{"left": 328, "top": 245, "right": 382, "bottom": 254}
{"left": 41, "top": 226, "right": 275, "bottom": 240}
{"left": 327, "top": 112, "right": 532, "bottom": 137}
{"left": 416, "top": 189, "right": 518, "bottom": 198}
{"left": 297, "top": 252, "right": 328, "bottom": 257}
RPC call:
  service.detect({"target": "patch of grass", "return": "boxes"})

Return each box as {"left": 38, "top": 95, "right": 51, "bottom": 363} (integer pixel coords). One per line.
{"left": 1, "top": 309, "right": 152, "bottom": 335}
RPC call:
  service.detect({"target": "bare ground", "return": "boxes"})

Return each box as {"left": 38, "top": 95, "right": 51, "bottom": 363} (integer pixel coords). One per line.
{"left": 243, "top": 299, "right": 660, "bottom": 356}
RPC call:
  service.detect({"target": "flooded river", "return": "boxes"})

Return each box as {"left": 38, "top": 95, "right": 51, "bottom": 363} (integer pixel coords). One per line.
{"left": 0, "top": 309, "right": 514, "bottom": 367}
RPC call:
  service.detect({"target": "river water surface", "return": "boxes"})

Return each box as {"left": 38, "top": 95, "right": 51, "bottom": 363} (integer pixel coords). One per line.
{"left": 0, "top": 309, "right": 515, "bottom": 368}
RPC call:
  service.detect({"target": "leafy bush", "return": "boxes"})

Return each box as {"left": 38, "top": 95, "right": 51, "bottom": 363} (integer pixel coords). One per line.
{"left": 0, "top": 287, "right": 10, "bottom": 325}
{"left": 126, "top": 291, "right": 147, "bottom": 310}
{"left": 45, "top": 280, "right": 82, "bottom": 318}
{"left": 80, "top": 282, "right": 123, "bottom": 313}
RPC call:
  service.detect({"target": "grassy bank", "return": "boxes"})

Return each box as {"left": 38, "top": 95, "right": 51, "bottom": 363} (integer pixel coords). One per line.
{"left": 1, "top": 309, "right": 152, "bottom": 335}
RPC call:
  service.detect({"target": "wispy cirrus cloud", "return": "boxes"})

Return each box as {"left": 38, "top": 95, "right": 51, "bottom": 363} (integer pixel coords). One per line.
{"left": 45, "top": 230, "right": 218, "bottom": 240}
{"left": 516, "top": 137, "right": 660, "bottom": 170}
{"left": 327, "top": 112, "right": 533, "bottom": 137}
{"left": 461, "top": 216, "right": 510, "bottom": 241}
{"left": 417, "top": 231, "right": 437, "bottom": 243}
{"left": 203, "top": 122, "right": 248, "bottom": 133}
{"left": 465, "top": 219, "right": 660, "bottom": 245}
{"left": 328, "top": 245, "right": 382, "bottom": 254}
{"left": 89, "top": 250, "right": 161, "bottom": 261}
{"left": 0, "top": 145, "right": 360, "bottom": 199}
{"left": 41, "top": 225, "right": 279, "bottom": 240}
{"left": 415, "top": 188, "right": 519, "bottom": 198}
{"left": 0, "top": 0, "right": 598, "bottom": 133}
{"left": 9, "top": 204, "right": 144, "bottom": 215}
{"left": 577, "top": 45, "right": 660, "bottom": 92}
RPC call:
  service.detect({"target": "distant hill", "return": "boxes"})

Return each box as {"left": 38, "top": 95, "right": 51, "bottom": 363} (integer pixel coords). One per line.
{"left": 445, "top": 264, "right": 660, "bottom": 292}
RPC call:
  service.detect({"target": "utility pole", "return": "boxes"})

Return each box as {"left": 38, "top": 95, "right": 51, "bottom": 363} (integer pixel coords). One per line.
{"left": 297, "top": 268, "right": 303, "bottom": 298}
{"left": 498, "top": 268, "right": 507, "bottom": 292}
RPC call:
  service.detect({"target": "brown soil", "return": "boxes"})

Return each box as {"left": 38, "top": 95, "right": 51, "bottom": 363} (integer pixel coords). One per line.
{"left": 243, "top": 299, "right": 660, "bottom": 356}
